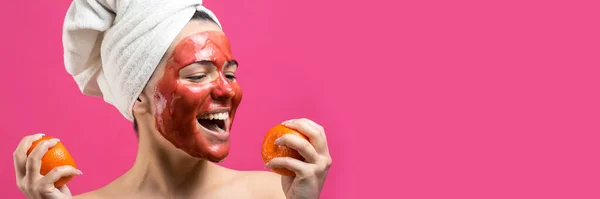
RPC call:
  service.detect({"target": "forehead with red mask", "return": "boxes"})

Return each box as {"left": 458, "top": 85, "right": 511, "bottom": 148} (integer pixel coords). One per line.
{"left": 154, "top": 30, "right": 243, "bottom": 162}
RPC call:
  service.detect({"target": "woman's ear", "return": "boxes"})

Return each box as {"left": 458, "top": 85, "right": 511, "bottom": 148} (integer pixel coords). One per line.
{"left": 132, "top": 90, "right": 152, "bottom": 116}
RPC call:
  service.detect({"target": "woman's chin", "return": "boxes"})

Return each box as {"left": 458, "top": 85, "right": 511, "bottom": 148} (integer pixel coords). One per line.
{"left": 186, "top": 142, "right": 230, "bottom": 163}
{"left": 158, "top": 128, "right": 231, "bottom": 162}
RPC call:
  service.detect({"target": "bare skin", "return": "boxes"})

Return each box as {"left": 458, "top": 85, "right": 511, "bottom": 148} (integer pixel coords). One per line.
{"left": 14, "top": 19, "right": 331, "bottom": 199}
{"left": 75, "top": 20, "right": 287, "bottom": 199}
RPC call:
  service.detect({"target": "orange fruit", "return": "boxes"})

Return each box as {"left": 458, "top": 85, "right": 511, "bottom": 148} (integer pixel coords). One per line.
{"left": 261, "top": 124, "right": 309, "bottom": 176}
{"left": 26, "top": 136, "right": 77, "bottom": 187}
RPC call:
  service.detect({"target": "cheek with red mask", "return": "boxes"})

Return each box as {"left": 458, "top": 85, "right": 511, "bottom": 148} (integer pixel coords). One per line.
{"left": 153, "top": 31, "right": 243, "bottom": 162}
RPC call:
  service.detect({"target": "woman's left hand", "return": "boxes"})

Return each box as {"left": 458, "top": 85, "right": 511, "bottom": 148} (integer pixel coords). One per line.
{"left": 266, "top": 118, "right": 332, "bottom": 199}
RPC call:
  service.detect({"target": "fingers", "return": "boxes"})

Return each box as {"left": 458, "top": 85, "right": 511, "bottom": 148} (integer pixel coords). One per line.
{"left": 302, "top": 119, "right": 326, "bottom": 138}
{"left": 267, "top": 157, "right": 310, "bottom": 177}
{"left": 13, "top": 133, "right": 45, "bottom": 179}
{"left": 283, "top": 118, "right": 325, "bottom": 135}
{"left": 40, "top": 166, "right": 81, "bottom": 188}
{"left": 58, "top": 185, "right": 71, "bottom": 196}
{"left": 26, "top": 138, "right": 60, "bottom": 181}
{"left": 282, "top": 118, "right": 329, "bottom": 154}
{"left": 25, "top": 166, "right": 79, "bottom": 196}
{"left": 276, "top": 134, "right": 319, "bottom": 163}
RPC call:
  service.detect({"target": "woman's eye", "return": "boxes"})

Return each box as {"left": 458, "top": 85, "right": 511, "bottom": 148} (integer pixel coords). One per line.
{"left": 187, "top": 75, "right": 206, "bottom": 81}
{"left": 225, "top": 74, "right": 236, "bottom": 80}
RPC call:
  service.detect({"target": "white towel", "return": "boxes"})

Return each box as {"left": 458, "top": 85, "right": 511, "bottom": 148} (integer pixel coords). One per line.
{"left": 62, "top": 0, "right": 222, "bottom": 121}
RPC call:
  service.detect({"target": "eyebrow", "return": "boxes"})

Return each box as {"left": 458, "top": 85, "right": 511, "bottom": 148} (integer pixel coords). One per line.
{"left": 194, "top": 60, "right": 239, "bottom": 68}
{"left": 195, "top": 60, "right": 215, "bottom": 66}
{"left": 227, "top": 60, "right": 239, "bottom": 67}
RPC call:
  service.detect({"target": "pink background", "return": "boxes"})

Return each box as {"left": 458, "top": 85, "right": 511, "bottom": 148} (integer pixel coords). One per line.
{"left": 1, "top": 0, "right": 599, "bottom": 198}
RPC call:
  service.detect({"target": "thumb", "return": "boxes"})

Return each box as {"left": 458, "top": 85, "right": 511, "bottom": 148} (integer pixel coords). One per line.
{"left": 58, "top": 185, "right": 72, "bottom": 196}
{"left": 41, "top": 185, "right": 72, "bottom": 199}
{"left": 281, "top": 176, "right": 293, "bottom": 192}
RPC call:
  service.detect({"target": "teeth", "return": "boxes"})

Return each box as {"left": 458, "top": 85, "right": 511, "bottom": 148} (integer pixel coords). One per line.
{"left": 199, "top": 112, "right": 229, "bottom": 120}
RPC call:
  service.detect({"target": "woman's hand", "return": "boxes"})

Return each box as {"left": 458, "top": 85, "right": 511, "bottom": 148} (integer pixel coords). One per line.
{"left": 266, "top": 118, "right": 333, "bottom": 199}
{"left": 13, "top": 133, "right": 81, "bottom": 199}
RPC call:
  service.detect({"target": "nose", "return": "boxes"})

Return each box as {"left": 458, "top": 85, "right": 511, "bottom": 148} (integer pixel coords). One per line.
{"left": 211, "top": 76, "right": 235, "bottom": 100}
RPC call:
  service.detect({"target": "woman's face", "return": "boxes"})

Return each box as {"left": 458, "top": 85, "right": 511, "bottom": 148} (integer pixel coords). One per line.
{"left": 145, "top": 20, "right": 243, "bottom": 162}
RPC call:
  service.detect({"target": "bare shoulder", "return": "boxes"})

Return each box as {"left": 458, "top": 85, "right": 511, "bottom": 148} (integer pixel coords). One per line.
{"left": 72, "top": 181, "right": 121, "bottom": 199}
{"left": 233, "top": 170, "right": 285, "bottom": 199}
{"left": 240, "top": 170, "right": 282, "bottom": 186}
{"left": 73, "top": 190, "right": 105, "bottom": 199}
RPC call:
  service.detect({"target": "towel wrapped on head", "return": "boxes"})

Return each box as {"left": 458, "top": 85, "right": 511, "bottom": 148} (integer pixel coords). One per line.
{"left": 62, "top": 0, "right": 222, "bottom": 121}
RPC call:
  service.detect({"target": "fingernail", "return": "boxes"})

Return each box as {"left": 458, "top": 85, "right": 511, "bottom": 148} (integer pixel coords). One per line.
{"left": 274, "top": 138, "right": 282, "bottom": 145}
{"left": 282, "top": 119, "right": 294, "bottom": 125}
{"left": 77, "top": 169, "right": 83, "bottom": 175}
{"left": 264, "top": 162, "right": 271, "bottom": 169}
{"left": 50, "top": 138, "right": 61, "bottom": 143}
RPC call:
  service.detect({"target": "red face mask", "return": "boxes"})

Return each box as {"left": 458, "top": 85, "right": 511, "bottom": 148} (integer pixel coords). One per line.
{"left": 154, "top": 31, "right": 242, "bottom": 162}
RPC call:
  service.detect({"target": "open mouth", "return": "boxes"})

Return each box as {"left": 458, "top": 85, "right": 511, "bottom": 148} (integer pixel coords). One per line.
{"left": 197, "top": 112, "right": 228, "bottom": 133}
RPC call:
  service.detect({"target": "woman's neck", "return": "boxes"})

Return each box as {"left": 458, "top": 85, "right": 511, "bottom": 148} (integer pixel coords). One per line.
{"left": 115, "top": 124, "right": 226, "bottom": 197}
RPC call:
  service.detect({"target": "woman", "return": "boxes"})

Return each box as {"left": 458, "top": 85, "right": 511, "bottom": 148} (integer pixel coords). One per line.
{"left": 13, "top": 1, "right": 331, "bottom": 198}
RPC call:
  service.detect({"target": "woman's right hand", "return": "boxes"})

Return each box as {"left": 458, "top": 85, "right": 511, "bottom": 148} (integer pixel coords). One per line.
{"left": 13, "top": 133, "right": 81, "bottom": 199}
